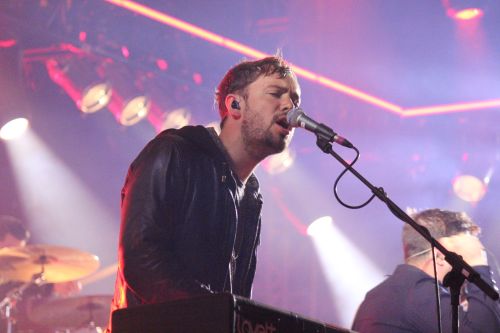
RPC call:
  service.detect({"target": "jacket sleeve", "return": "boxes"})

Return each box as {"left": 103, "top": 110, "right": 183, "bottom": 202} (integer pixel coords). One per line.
{"left": 118, "top": 136, "right": 212, "bottom": 304}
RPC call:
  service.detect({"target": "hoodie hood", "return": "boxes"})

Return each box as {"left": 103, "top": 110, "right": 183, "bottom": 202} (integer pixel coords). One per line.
{"left": 159, "top": 125, "right": 228, "bottom": 165}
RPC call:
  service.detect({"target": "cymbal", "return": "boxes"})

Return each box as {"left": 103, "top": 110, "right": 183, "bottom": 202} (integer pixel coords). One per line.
{"left": 29, "top": 294, "right": 112, "bottom": 329}
{"left": 0, "top": 244, "right": 100, "bottom": 283}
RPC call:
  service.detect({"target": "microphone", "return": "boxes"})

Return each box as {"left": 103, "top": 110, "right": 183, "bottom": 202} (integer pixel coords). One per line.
{"left": 287, "top": 107, "right": 353, "bottom": 148}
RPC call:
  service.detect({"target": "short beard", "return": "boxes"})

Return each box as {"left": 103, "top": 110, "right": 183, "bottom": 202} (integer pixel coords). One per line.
{"left": 241, "top": 115, "right": 286, "bottom": 161}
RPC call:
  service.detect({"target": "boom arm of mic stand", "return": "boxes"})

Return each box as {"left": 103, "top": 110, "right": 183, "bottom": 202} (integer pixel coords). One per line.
{"left": 315, "top": 136, "right": 499, "bottom": 302}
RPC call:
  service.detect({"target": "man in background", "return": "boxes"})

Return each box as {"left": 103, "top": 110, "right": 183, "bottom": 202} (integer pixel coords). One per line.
{"left": 352, "top": 208, "right": 500, "bottom": 332}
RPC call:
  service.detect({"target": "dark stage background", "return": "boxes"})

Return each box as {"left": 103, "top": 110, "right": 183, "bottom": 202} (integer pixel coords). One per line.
{"left": 1, "top": 0, "right": 499, "bottom": 328}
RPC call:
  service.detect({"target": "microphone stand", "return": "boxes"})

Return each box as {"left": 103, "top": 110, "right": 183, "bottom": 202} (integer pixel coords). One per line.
{"left": 315, "top": 135, "right": 499, "bottom": 333}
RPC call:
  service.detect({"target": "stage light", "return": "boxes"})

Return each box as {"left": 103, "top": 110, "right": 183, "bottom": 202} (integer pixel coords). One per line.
{"left": 0, "top": 117, "right": 29, "bottom": 141}
{"left": 483, "top": 167, "right": 494, "bottom": 185}
{"left": 452, "top": 174, "right": 487, "bottom": 202}
{"left": 455, "top": 8, "right": 483, "bottom": 20}
{"left": 0, "top": 39, "right": 17, "bottom": 48}
{"left": 0, "top": 47, "right": 30, "bottom": 140}
{"left": 143, "top": 91, "right": 190, "bottom": 132}
{"left": 108, "top": 94, "right": 150, "bottom": 126}
{"left": 106, "top": 68, "right": 150, "bottom": 126}
{"left": 156, "top": 59, "right": 168, "bottom": 71}
{"left": 121, "top": 46, "right": 130, "bottom": 59}
{"left": 442, "top": 0, "right": 487, "bottom": 21}
{"left": 78, "top": 31, "right": 87, "bottom": 42}
{"left": 46, "top": 58, "right": 112, "bottom": 114}
{"left": 158, "top": 108, "right": 191, "bottom": 130}
{"left": 123, "top": 97, "right": 149, "bottom": 124}
{"left": 192, "top": 73, "right": 203, "bottom": 85}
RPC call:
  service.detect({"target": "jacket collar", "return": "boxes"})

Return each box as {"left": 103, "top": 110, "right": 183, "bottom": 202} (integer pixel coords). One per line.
{"left": 163, "top": 125, "right": 261, "bottom": 200}
{"left": 170, "top": 125, "right": 227, "bottom": 162}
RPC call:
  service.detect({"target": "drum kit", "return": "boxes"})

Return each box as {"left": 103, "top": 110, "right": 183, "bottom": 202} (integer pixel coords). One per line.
{"left": 0, "top": 244, "right": 111, "bottom": 333}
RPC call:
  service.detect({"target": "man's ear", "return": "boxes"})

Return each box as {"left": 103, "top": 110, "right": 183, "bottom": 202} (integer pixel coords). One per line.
{"left": 225, "top": 94, "right": 242, "bottom": 120}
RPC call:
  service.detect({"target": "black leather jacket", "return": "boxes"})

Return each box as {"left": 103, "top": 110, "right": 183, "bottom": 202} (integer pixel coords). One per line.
{"left": 110, "top": 126, "right": 263, "bottom": 314}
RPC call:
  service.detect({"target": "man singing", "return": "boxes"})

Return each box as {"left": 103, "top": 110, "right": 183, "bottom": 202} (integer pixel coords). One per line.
{"left": 108, "top": 55, "right": 301, "bottom": 328}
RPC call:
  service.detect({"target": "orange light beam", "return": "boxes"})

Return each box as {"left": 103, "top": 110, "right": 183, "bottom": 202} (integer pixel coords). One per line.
{"left": 104, "top": 0, "right": 499, "bottom": 117}
{"left": 104, "top": 0, "right": 268, "bottom": 59}
{"left": 103, "top": 0, "right": 403, "bottom": 114}
{"left": 402, "top": 99, "right": 500, "bottom": 117}
{"left": 290, "top": 64, "right": 403, "bottom": 113}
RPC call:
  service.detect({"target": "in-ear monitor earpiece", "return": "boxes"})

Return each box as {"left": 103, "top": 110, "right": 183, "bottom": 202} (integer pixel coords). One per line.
{"left": 231, "top": 100, "right": 240, "bottom": 110}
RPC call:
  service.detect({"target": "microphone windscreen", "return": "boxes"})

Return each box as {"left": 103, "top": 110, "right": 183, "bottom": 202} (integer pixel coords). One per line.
{"left": 287, "top": 107, "right": 304, "bottom": 127}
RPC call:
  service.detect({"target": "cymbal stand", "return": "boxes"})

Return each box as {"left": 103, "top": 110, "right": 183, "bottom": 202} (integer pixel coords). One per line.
{"left": 0, "top": 272, "right": 45, "bottom": 333}
{"left": 76, "top": 303, "right": 104, "bottom": 333}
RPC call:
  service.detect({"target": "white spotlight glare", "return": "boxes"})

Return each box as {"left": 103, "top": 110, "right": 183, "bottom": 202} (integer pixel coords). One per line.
{"left": 306, "top": 216, "right": 332, "bottom": 237}
{"left": 4, "top": 130, "right": 117, "bottom": 282}
{"left": 307, "top": 215, "right": 384, "bottom": 327}
{"left": 0, "top": 117, "right": 29, "bottom": 141}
